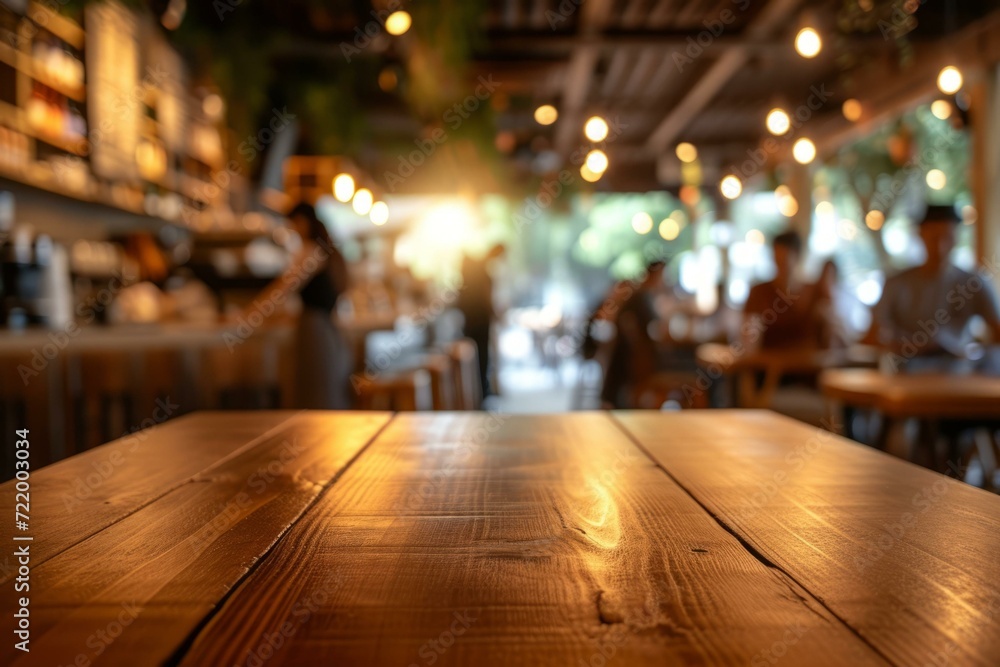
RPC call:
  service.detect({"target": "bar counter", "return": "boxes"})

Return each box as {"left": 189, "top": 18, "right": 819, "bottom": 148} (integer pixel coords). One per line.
{"left": 2, "top": 410, "right": 998, "bottom": 666}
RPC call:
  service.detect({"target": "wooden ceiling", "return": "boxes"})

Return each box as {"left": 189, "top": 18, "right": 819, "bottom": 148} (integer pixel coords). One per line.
{"left": 454, "top": 0, "right": 1000, "bottom": 193}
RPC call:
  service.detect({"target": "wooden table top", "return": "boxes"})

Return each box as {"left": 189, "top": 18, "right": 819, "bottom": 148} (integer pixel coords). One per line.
{"left": 697, "top": 343, "right": 879, "bottom": 374}
{"left": 3, "top": 410, "right": 999, "bottom": 666}
{"left": 821, "top": 368, "right": 1000, "bottom": 419}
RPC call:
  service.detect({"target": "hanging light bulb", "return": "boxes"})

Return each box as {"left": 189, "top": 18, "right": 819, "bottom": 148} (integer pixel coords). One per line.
{"left": 675, "top": 142, "right": 698, "bottom": 163}
{"left": 937, "top": 66, "right": 963, "bottom": 95}
{"left": 385, "top": 11, "right": 412, "bottom": 36}
{"left": 930, "top": 100, "right": 953, "bottom": 120}
{"left": 720, "top": 175, "right": 742, "bottom": 200}
{"left": 585, "top": 149, "right": 608, "bottom": 174}
{"left": 534, "top": 104, "right": 558, "bottom": 125}
{"left": 794, "top": 27, "right": 822, "bottom": 58}
{"left": 631, "top": 212, "right": 653, "bottom": 235}
{"left": 352, "top": 188, "right": 374, "bottom": 215}
{"left": 370, "top": 201, "right": 389, "bottom": 226}
{"left": 333, "top": 174, "right": 355, "bottom": 202}
{"left": 842, "top": 99, "right": 863, "bottom": 122}
{"left": 584, "top": 116, "right": 609, "bottom": 142}
{"left": 792, "top": 138, "right": 817, "bottom": 164}
{"left": 766, "top": 108, "right": 791, "bottom": 136}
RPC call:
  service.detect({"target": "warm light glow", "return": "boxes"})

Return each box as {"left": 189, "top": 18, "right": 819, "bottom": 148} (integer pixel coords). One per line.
{"left": 778, "top": 196, "right": 799, "bottom": 217}
{"left": 585, "top": 149, "right": 608, "bottom": 174}
{"left": 865, "top": 210, "right": 885, "bottom": 230}
{"left": 792, "top": 138, "right": 816, "bottom": 164}
{"left": 333, "top": 174, "right": 355, "bottom": 202}
{"left": 675, "top": 142, "right": 698, "bottom": 163}
{"left": 534, "top": 104, "right": 558, "bottom": 125}
{"left": 580, "top": 164, "right": 602, "bottom": 182}
{"left": 385, "top": 10, "right": 412, "bottom": 36}
{"left": 842, "top": 99, "right": 863, "bottom": 122}
{"left": 720, "top": 174, "right": 742, "bottom": 199}
{"left": 816, "top": 201, "right": 835, "bottom": 216}
{"left": 370, "top": 201, "right": 389, "bottom": 226}
{"left": 202, "top": 94, "right": 224, "bottom": 120}
{"left": 659, "top": 218, "right": 680, "bottom": 241}
{"left": 680, "top": 185, "right": 701, "bottom": 206}
{"left": 766, "top": 108, "right": 791, "bottom": 136}
{"left": 352, "top": 188, "right": 374, "bottom": 215}
{"left": 794, "top": 27, "right": 822, "bottom": 58}
{"left": 926, "top": 169, "right": 947, "bottom": 190}
{"left": 378, "top": 68, "right": 398, "bottom": 92}
{"left": 746, "top": 229, "right": 765, "bottom": 245}
{"left": 775, "top": 185, "right": 792, "bottom": 200}
{"left": 931, "top": 100, "right": 952, "bottom": 120}
{"left": 631, "top": 211, "right": 653, "bottom": 235}
{"left": 584, "top": 116, "right": 609, "bottom": 142}
{"left": 937, "top": 66, "right": 963, "bottom": 95}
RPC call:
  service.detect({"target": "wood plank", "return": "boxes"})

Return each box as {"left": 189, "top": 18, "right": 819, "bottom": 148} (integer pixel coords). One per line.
{"left": 178, "top": 413, "right": 888, "bottom": 666}
{"left": 615, "top": 410, "right": 1000, "bottom": 667}
{"left": 1, "top": 411, "right": 391, "bottom": 667}
{"left": 0, "top": 411, "right": 300, "bottom": 583}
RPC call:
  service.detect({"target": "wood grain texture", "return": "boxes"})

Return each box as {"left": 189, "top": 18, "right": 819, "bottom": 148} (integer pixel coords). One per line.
{"left": 1, "top": 411, "right": 391, "bottom": 667}
{"left": 820, "top": 369, "right": 1000, "bottom": 418}
{"left": 0, "top": 411, "right": 299, "bottom": 582}
{"left": 178, "top": 413, "right": 887, "bottom": 666}
{"left": 615, "top": 409, "right": 1000, "bottom": 667}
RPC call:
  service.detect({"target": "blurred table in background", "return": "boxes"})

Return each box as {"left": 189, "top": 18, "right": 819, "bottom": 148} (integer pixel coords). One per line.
{"left": 820, "top": 369, "right": 1000, "bottom": 490}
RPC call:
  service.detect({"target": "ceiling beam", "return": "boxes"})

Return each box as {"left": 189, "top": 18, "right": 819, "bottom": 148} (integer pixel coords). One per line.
{"left": 552, "top": 0, "right": 614, "bottom": 155}
{"left": 647, "top": 0, "right": 804, "bottom": 156}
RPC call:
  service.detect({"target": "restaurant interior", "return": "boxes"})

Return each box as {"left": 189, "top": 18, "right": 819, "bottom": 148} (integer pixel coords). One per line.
{"left": 2, "top": 1, "right": 1000, "bottom": 665}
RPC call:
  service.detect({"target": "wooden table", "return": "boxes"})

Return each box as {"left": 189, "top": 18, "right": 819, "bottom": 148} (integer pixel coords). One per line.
{"left": 820, "top": 369, "right": 1000, "bottom": 488}
{"left": 2, "top": 410, "right": 999, "bottom": 666}
{"left": 697, "top": 343, "right": 878, "bottom": 408}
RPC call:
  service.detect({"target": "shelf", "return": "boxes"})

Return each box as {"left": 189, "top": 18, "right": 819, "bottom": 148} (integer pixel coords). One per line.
{"left": 27, "top": 2, "right": 84, "bottom": 50}
{"left": 31, "top": 68, "right": 85, "bottom": 102}
{"left": 28, "top": 126, "right": 88, "bottom": 156}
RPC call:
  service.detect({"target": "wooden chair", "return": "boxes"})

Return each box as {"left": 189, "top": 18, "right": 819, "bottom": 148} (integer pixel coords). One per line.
{"left": 444, "top": 339, "right": 481, "bottom": 410}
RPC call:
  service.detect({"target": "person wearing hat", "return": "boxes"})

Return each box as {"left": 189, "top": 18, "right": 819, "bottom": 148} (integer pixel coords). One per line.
{"left": 866, "top": 204, "right": 1000, "bottom": 372}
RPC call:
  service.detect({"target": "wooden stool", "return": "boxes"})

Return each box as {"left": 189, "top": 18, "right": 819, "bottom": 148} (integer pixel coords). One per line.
{"left": 356, "top": 368, "right": 432, "bottom": 411}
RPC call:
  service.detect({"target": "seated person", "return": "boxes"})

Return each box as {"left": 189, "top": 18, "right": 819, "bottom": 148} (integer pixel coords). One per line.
{"left": 603, "top": 261, "right": 665, "bottom": 407}
{"left": 865, "top": 205, "right": 1000, "bottom": 373}
{"left": 743, "top": 231, "right": 825, "bottom": 350}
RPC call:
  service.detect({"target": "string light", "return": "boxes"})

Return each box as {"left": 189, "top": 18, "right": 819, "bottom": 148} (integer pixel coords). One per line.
{"left": 584, "top": 116, "right": 609, "bottom": 142}
{"left": 333, "top": 174, "right": 355, "bottom": 202}
{"left": 794, "top": 27, "right": 822, "bottom": 58}
{"left": 580, "top": 164, "right": 602, "bottom": 182}
{"left": 585, "top": 149, "right": 608, "bottom": 174}
{"left": 631, "top": 212, "right": 653, "bottom": 234}
{"left": 675, "top": 142, "right": 698, "bottom": 163}
{"left": 865, "top": 210, "right": 885, "bottom": 230}
{"left": 926, "top": 169, "right": 947, "bottom": 190}
{"left": 385, "top": 11, "right": 412, "bottom": 36}
{"left": 937, "top": 66, "right": 963, "bottom": 95}
{"left": 534, "top": 104, "right": 558, "bottom": 125}
{"left": 658, "top": 218, "right": 680, "bottom": 241}
{"left": 792, "top": 138, "right": 816, "bottom": 164}
{"left": 930, "top": 100, "right": 952, "bottom": 120}
{"left": 720, "top": 175, "right": 742, "bottom": 199}
{"left": 766, "top": 108, "right": 791, "bottom": 136}
{"left": 370, "top": 201, "right": 389, "bottom": 226}
{"left": 842, "top": 99, "right": 862, "bottom": 122}
{"left": 352, "top": 188, "right": 374, "bottom": 215}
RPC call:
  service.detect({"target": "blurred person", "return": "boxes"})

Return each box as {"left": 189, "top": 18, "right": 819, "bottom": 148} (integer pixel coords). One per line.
{"left": 603, "top": 261, "right": 665, "bottom": 407}
{"left": 244, "top": 202, "right": 352, "bottom": 408}
{"left": 812, "top": 259, "right": 848, "bottom": 348}
{"left": 865, "top": 205, "right": 1000, "bottom": 373}
{"left": 743, "top": 231, "right": 819, "bottom": 350}
{"left": 456, "top": 244, "right": 505, "bottom": 403}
